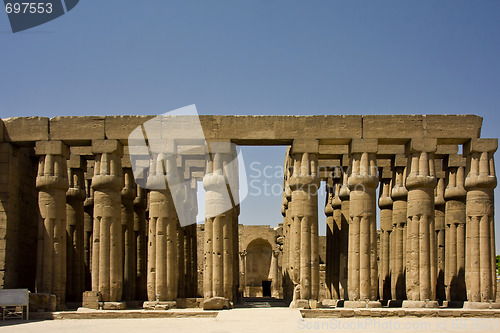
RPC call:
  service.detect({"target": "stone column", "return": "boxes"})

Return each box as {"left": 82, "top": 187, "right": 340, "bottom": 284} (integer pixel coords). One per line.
{"left": 325, "top": 176, "right": 341, "bottom": 301}
{"left": 332, "top": 176, "right": 343, "bottom": 301}
{"left": 288, "top": 139, "right": 319, "bottom": 305}
{"left": 91, "top": 140, "right": 124, "bottom": 303}
{"left": 271, "top": 250, "right": 280, "bottom": 298}
{"left": 390, "top": 156, "right": 407, "bottom": 302}
{"left": 378, "top": 168, "right": 393, "bottom": 303}
{"left": 464, "top": 139, "right": 498, "bottom": 308}
{"left": 403, "top": 138, "right": 439, "bottom": 308}
{"left": 183, "top": 179, "right": 198, "bottom": 298}
{"left": 281, "top": 152, "right": 294, "bottom": 302}
{"left": 345, "top": 139, "right": 380, "bottom": 308}
{"left": 134, "top": 185, "right": 148, "bottom": 301}
{"left": 338, "top": 158, "right": 350, "bottom": 301}
{"left": 240, "top": 251, "right": 247, "bottom": 296}
{"left": 35, "top": 141, "right": 69, "bottom": 307}
{"left": 434, "top": 163, "right": 446, "bottom": 302}
{"left": 83, "top": 176, "right": 94, "bottom": 292}
{"left": 121, "top": 167, "right": 137, "bottom": 301}
{"left": 66, "top": 154, "right": 86, "bottom": 302}
{"left": 444, "top": 154, "right": 467, "bottom": 303}
{"left": 203, "top": 142, "right": 239, "bottom": 307}
{"left": 146, "top": 153, "right": 179, "bottom": 304}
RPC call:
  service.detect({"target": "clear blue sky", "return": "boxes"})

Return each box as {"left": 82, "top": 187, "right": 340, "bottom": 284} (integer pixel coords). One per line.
{"left": 1, "top": 1, "right": 499, "bottom": 252}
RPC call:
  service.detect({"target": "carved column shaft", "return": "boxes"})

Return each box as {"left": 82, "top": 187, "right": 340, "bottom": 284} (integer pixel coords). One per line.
{"left": 338, "top": 159, "right": 350, "bottom": 300}
{"left": 434, "top": 167, "right": 446, "bottom": 302}
{"left": 464, "top": 139, "right": 497, "bottom": 303}
{"left": 347, "top": 139, "right": 379, "bottom": 304}
{"left": 405, "top": 139, "right": 438, "bottom": 305}
{"left": 66, "top": 154, "right": 86, "bottom": 302}
{"left": 378, "top": 172, "right": 393, "bottom": 302}
{"left": 444, "top": 155, "right": 467, "bottom": 302}
{"left": 121, "top": 167, "right": 137, "bottom": 301}
{"left": 391, "top": 160, "right": 407, "bottom": 301}
{"left": 35, "top": 141, "right": 69, "bottom": 306}
{"left": 91, "top": 140, "right": 124, "bottom": 302}
{"left": 289, "top": 147, "right": 319, "bottom": 301}
{"left": 133, "top": 186, "right": 148, "bottom": 301}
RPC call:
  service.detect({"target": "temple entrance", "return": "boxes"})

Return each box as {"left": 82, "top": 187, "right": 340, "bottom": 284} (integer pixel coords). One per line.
{"left": 262, "top": 280, "right": 271, "bottom": 297}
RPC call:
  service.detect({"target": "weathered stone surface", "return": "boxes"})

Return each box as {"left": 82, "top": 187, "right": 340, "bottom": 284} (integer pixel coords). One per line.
{"left": 102, "top": 302, "right": 127, "bottom": 310}
{"left": 29, "top": 293, "right": 57, "bottom": 312}
{"left": 50, "top": 116, "right": 105, "bottom": 142}
{"left": 202, "top": 297, "right": 231, "bottom": 310}
{"left": 2, "top": 117, "right": 49, "bottom": 142}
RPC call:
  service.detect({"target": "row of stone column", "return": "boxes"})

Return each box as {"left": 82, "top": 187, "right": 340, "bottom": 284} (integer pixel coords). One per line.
{"left": 34, "top": 140, "right": 198, "bottom": 307}
{"left": 319, "top": 138, "right": 497, "bottom": 307}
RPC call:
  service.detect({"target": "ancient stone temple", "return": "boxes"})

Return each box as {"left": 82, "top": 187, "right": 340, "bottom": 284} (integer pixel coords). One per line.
{"left": 0, "top": 115, "right": 498, "bottom": 310}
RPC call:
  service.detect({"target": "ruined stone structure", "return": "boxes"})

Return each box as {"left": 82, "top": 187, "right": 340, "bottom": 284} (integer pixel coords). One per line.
{"left": 0, "top": 115, "right": 498, "bottom": 310}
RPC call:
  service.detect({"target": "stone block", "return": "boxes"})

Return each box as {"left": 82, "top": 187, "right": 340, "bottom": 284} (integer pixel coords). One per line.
{"left": 35, "top": 141, "right": 69, "bottom": 157}
{"left": 50, "top": 116, "right": 105, "bottom": 142}
{"left": 350, "top": 139, "right": 378, "bottom": 154}
{"left": 393, "top": 154, "right": 406, "bottom": 167}
{"left": 445, "top": 154, "right": 466, "bottom": 168}
{"left": 202, "top": 297, "right": 231, "bottom": 310}
{"left": 92, "top": 140, "right": 123, "bottom": 155}
{"left": 82, "top": 291, "right": 101, "bottom": 310}
{"left": 344, "top": 301, "right": 382, "bottom": 308}
{"left": 143, "top": 301, "right": 176, "bottom": 310}
{"left": 379, "top": 167, "right": 392, "bottom": 179}
{"left": 406, "top": 138, "right": 438, "bottom": 153}
{"left": 289, "top": 299, "right": 310, "bottom": 309}
{"left": 377, "top": 144, "right": 405, "bottom": 155}
{"left": 436, "top": 144, "right": 458, "bottom": 156}
{"left": 2, "top": 117, "right": 49, "bottom": 142}
{"left": 67, "top": 154, "right": 86, "bottom": 169}
{"left": 318, "top": 144, "right": 348, "bottom": 156}
{"left": 363, "top": 115, "right": 424, "bottom": 141}
{"left": 464, "top": 138, "right": 498, "bottom": 154}
{"left": 176, "top": 298, "right": 200, "bottom": 308}
{"left": 29, "top": 293, "right": 56, "bottom": 312}
{"left": 105, "top": 116, "right": 154, "bottom": 142}
{"left": 424, "top": 115, "right": 482, "bottom": 142}
{"left": 102, "top": 302, "right": 126, "bottom": 310}
{"left": 292, "top": 139, "right": 319, "bottom": 154}
{"left": 206, "top": 141, "right": 232, "bottom": 154}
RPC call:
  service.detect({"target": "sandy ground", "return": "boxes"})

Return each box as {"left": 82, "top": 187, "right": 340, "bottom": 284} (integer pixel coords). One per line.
{"left": 0, "top": 308, "right": 499, "bottom": 333}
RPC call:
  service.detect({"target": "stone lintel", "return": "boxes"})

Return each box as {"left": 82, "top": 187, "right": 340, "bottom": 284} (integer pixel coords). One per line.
{"left": 406, "top": 138, "right": 437, "bottom": 154}
{"left": 377, "top": 158, "right": 392, "bottom": 168}
{"left": 35, "top": 140, "right": 69, "bottom": 157}
{"left": 377, "top": 144, "right": 405, "bottom": 155}
{"left": 393, "top": 154, "right": 407, "bottom": 168}
{"left": 464, "top": 138, "right": 498, "bottom": 154}
{"left": 50, "top": 116, "right": 105, "bottom": 142}
{"left": 178, "top": 145, "right": 206, "bottom": 156}
{"left": 70, "top": 146, "right": 93, "bottom": 157}
{"left": 445, "top": 154, "right": 466, "bottom": 169}
{"left": 68, "top": 154, "right": 87, "bottom": 169}
{"left": 318, "top": 144, "right": 348, "bottom": 155}
{"left": 191, "top": 171, "right": 205, "bottom": 179}
{"left": 435, "top": 144, "right": 458, "bottom": 156}
{"left": 3, "top": 117, "right": 49, "bottom": 143}
{"left": 379, "top": 166, "right": 392, "bottom": 179}
{"left": 292, "top": 139, "right": 319, "bottom": 154}
{"left": 92, "top": 139, "right": 123, "bottom": 156}
{"left": 206, "top": 141, "right": 232, "bottom": 154}
{"left": 350, "top": 139, "right": 378, "bottom": 154}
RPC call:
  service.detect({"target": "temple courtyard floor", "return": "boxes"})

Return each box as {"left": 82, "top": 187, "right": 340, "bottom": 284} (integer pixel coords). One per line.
{"left": 1, "top": 308, "right": 500, "bottom": 333}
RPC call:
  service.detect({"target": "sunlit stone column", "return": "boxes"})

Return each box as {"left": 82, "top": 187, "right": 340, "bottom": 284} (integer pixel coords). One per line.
{"left": 288, "top": 139, "right": 320, "bottom": 305}
{"left": 91, "top": 140, "right": 124, "bottom": 303}
{"left": 35, "top": 141, "right": 69, "bottom": 307}
{"left": 444, "top": 154, "right": 467, "bottom": 303}
{"left": 203, "top": 142, "right": 239, "bottom": 307}
{"left": 378, "top": 168, "right": 393, "bottom": 303}
{"left": 133, "top": 185, "right": 148, "bottom": 301}
{"left": 434, "top": 162, "right": 446, "bottom": 302}
{"left": 281, "top": 168, "right": 294, "bottom": 302}
{"left": 146, "top": 153, "right": 179, "bottom": 303}
{"left": 184, "top": 179, "right": 198, "bottom": 298}
{"left": 403, "top": 139, "right": 438, "bottom": 308}
{"left": 271, "top": 250, "right": 280, "bottom": 298}
{"left": 121, "top": 167, "right": 137, "bottom": 301}
{"left": 239, "top": 251, "right": 247, "bottom": 296}
{"left": 345, "top": 139, "right": 380, "bottom": 308}
{"left": 338, "top": 158, "right": 350, "bottom": 301}
{"left": 66, "top": 154, "right": 86, "bottom": 302}
{"left": 464, "top": 139, "right": 499, "bottom": 309}
{"left": 390, "top": 156, "right": 407, "bottom": 302}
{"left": 83, "top": 175, "right": 94, "bottom": 292}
